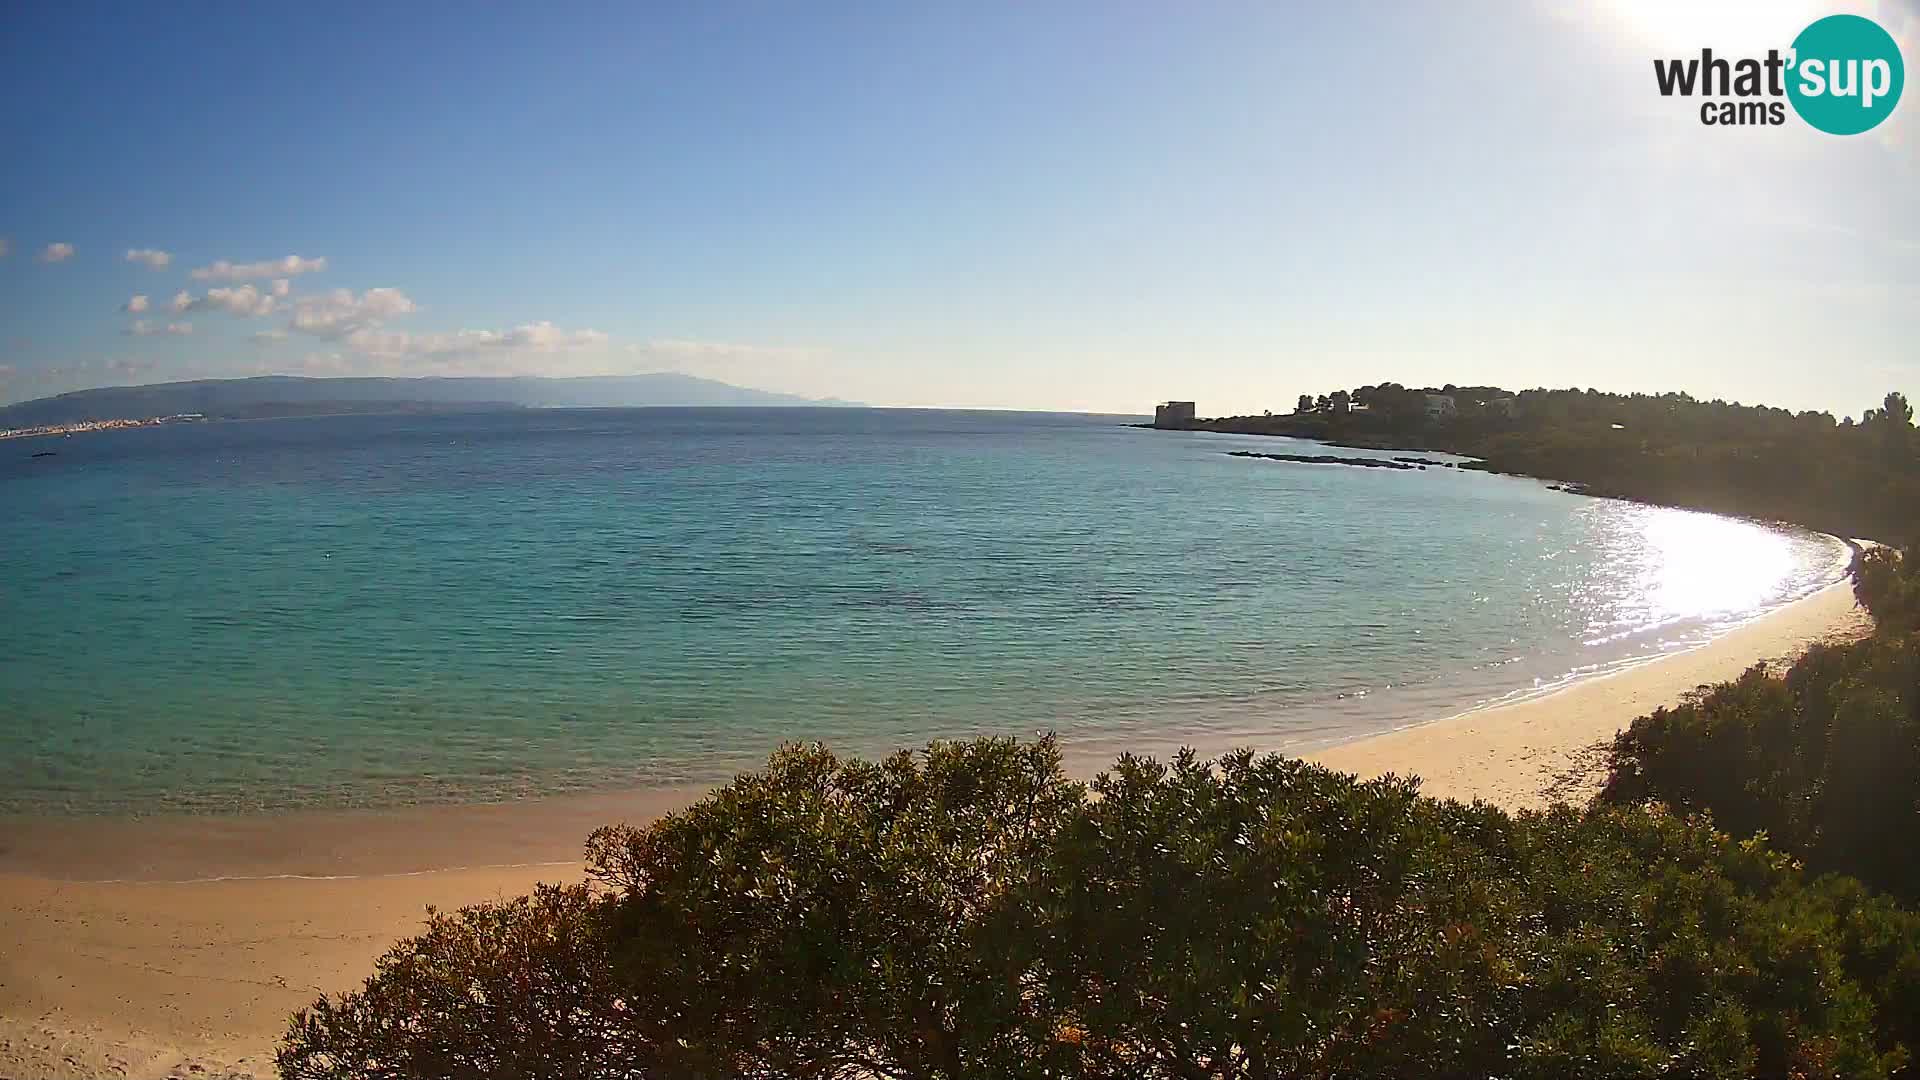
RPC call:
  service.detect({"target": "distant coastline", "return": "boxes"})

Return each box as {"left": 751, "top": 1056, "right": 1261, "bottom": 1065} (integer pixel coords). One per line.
{"left": 0, "top": 414, "right": 205, "bottom": 441}
{"left": 0, "top": 372, "right": 858, "bottom": 430}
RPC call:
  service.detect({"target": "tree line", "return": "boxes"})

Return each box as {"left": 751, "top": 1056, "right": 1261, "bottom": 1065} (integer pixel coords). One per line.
{"left": 1194, "top": 386, "right": 1918, "bottom": 543}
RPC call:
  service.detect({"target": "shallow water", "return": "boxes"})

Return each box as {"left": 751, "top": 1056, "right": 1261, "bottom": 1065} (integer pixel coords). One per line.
{"left": 0, "top": 408, "right": 1848, "bottom": 815}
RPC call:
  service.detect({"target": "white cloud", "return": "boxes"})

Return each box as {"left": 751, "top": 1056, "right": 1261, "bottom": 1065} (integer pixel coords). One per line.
{"left": 290, "top": 287, "right": 418, "bottom": 337}
{"left": 298, "top": 351, "right": 352, "bottom": 373}
{"left": 190, "top": 255, "right": 327, "bottom": 282}
{"left": 37, "top": 242, "right": 75, "bottom": 263}
{"left": 340, "top": 321, "right": 607, "bottom": 359}
{"left": 125, "top": 248, "right": 172, "bottom": 270}
{"left": 124, "top": 295, "right": 151, "bottom": 313}
{"left": 334, "top": 327, "right": 418, "bottom": 356}
{"left": 127, "top": 320, "right": 193, "bottom": 337}
{"left": 635, "top": 339, "right": 822, "bottom": 362}
{"left": 507, "top": 322, "right": 610, "bottom": 349}
{"left": 185, "top": 284, "right": 281, "bottom": 317}
{"left": 115, "top": 269, "right": 724, "bottom": 383}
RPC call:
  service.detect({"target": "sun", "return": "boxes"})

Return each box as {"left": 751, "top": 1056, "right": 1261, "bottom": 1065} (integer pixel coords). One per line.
{"left": 1599, "top": 0, "right": 1824, "bottom": 51}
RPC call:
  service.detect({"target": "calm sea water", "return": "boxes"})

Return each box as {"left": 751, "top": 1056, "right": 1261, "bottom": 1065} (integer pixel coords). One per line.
{"left": 0, "top": 408, "right": 1848, "bottom": 815}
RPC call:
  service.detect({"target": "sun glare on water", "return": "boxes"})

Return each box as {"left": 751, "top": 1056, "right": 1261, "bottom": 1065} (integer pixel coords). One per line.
{"left": 1636, "top": 508, "right": 1796, "bottom": 625}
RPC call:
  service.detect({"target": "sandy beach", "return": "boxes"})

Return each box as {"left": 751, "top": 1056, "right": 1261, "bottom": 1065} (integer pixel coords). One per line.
{"left": 1306, "top": 576, "right": 1872, "bottom": 808}
{"left": 0, "top": 577, "right": 1872, "bottom": 1079}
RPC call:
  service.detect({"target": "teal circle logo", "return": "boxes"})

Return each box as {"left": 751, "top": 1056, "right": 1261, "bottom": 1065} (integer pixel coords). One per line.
{"left": 1786, "top": 14, "right": 1904, "bottom": 135}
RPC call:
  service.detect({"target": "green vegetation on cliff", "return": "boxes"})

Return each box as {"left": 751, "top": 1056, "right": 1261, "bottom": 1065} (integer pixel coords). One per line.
{"left": 1194, "top": 386, "right": 1918, "bottom": 542}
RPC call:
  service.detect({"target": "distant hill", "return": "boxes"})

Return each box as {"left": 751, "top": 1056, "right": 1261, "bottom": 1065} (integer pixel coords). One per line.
{"left": 0, "top": 374, "right": 856, "bottom": 426}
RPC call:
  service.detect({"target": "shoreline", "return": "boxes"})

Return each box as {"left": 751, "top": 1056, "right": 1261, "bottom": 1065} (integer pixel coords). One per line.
{"left": 0, "top": 530, "right": 1858, "bottom": 883}
{"left": 0, "top": 576, "right": 1875, "bottom": 1078}
{"left": 1163, "top": 422, "right": 1887, "bottom": 546}
{"left": 1305, "top": 574, "right": 1871, "bottom": 808}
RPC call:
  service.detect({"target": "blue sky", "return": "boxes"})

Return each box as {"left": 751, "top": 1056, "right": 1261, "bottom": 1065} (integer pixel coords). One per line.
{"left": 1, "top": 1, "right": 1915, "bottom": 415}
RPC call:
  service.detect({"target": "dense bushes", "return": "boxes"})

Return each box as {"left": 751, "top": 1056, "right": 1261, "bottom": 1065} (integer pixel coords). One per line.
{"left": 1601, "top": 547, "right": 1920, "bottom": 901}
{"left": 586, "top": 737, "right": 1082, "bottom": 1079}
{"left": 282, "top": 737, "right": 1920, "bottom": 1079}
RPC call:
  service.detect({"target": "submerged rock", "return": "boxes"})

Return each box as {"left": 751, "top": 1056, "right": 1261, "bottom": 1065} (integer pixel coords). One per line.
{"left": 1227, "top": 450, "right": 1421, "bottom": 470}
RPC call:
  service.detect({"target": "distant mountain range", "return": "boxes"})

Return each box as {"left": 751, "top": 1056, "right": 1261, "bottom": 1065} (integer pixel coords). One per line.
{"left": 0, "top": 374, "right": 857, "bottom": 427}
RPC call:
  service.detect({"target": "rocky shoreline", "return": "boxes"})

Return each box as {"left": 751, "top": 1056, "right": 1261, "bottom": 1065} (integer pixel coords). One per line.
{"left": 1226, "top": 450, "right": 1454, "bottom": 471}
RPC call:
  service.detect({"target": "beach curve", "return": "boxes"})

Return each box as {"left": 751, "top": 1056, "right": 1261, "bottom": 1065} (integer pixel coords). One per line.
{"left": 1305, "top": 571, "right": 1872, "bottom": 809}
{"left": 0, "top": 569, "right": 1875, "bottom": 1079}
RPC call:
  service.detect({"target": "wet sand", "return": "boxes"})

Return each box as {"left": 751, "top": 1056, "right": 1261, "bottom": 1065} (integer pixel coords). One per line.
{"left": 0, "top": 578, "right": 1871, "bottom": 1078}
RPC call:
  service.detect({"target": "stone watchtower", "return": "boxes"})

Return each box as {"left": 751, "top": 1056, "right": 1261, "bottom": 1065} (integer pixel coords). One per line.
{"left": 1153, "top": 401, "right": 1196, "bottom": 429}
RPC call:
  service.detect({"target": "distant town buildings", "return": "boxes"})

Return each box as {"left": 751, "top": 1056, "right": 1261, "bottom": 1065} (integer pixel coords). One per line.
{"left": 1153, "top": 401, "right": 1196, "bottom": 428}
{"left": 1423, "top": 393, "right": 1457, "bottom": 420}
{"left": 0, "top": 413, "right": 204, "bottom": 441}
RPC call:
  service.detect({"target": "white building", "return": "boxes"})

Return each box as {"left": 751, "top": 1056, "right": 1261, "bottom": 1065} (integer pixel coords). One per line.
{"left": 1423, "top": 393, "right": 1456, "bottom": 420}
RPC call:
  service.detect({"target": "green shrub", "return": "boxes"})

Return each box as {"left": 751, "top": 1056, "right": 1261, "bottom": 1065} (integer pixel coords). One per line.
{"left": 278, "top": 883, "right": 644, "bottom": 1079}
{"left": 283, "top": 739, "right": 1920, "bottom": 1079}
{"left": 584, "top": 737, "right": 1084, "bottom": 1079}
{"left": 1856, "top": 545, "right": 1920, "bottom": 634}
{"left": 1601, "top": 600, "right": 1920, "bottom": 900}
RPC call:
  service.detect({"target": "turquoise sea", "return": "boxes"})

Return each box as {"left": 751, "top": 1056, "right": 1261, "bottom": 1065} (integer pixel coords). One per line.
{"left": 0, "top": 408, "right": 1849, "bottom": 816}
